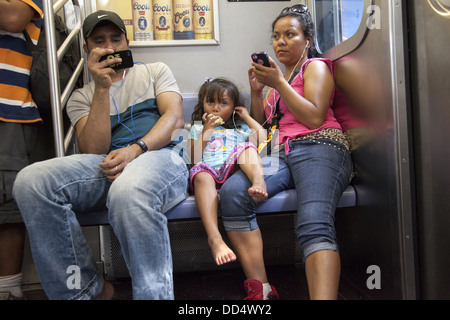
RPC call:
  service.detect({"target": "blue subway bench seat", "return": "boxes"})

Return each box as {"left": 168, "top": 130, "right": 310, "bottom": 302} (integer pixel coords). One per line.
{"left": 75, "top": 94, "right": 357, "bottom": 226}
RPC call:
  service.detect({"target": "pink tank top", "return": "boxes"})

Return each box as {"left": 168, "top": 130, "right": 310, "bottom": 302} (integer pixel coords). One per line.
{"left": 264, "top": 58, "right": 342, "bottom": 153}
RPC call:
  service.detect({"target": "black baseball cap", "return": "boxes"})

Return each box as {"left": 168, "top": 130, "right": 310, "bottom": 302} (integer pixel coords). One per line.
{"left": 83, "top": 10, "right": 127, "bottom": 40}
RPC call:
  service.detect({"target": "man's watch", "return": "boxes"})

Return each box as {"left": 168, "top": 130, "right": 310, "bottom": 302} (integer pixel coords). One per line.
{"left": 132, "top": 139, "right": 148, "bottom": 153}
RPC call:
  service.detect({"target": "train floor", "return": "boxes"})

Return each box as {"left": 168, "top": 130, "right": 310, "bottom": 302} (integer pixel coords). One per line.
{"left": 22, "top": 264, "right": 367, "bottom": 300}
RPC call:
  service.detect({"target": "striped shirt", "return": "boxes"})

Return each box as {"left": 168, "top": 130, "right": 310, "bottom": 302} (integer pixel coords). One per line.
{"left": 0, "top": 0, "right": 43, "bottom": 123}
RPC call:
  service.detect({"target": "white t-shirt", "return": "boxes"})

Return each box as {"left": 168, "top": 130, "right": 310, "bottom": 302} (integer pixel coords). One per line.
{"left": 67, "top": 62, "right": 181, "bottom": 150}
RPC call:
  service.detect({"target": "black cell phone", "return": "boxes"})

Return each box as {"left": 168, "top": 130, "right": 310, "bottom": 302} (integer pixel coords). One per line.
{"left": 251, "top": 52, "right": 270, "bottom": 67}
{"left": 99, "top": 50, "right": 134, "bottom": 70}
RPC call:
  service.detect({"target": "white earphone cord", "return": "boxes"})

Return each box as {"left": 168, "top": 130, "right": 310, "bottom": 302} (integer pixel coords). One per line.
{"left": 263, "top": 40, "right": 309, "bottom": 127}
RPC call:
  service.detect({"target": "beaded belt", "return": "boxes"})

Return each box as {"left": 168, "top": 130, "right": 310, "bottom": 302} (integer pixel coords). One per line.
{"left": 274, "top": 128, "right": 350, "bottom": 152}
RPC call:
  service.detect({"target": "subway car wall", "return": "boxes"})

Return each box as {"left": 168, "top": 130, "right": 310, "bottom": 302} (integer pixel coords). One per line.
{"left": 21, "top": 0, "right": 450, "bottom": 300}
{"left": 131, "top": 0, "right": 301, "bottom": 94}
{"left": 317, "top": 0, "right": 450, "bottom": 300}
{"left": 407, "top": 0, "right": 450, "bottom": 300}
{"left": 314, "top": 0, "right": 417, "bottom": 300}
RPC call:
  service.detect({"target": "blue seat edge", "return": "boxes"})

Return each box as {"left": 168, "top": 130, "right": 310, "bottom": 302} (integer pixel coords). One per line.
{"left": 76, "top": 185, "right": 356, "bottom": 226}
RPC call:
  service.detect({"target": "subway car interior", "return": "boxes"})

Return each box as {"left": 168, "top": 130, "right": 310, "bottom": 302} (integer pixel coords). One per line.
{"left": 14, "top": 0, "right": 450, "bottom": 300}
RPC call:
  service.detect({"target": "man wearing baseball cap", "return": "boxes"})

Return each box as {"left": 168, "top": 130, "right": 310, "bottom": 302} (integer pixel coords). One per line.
{"left": 82, "top": 10, "right": 127, "bottom": 40}
{"left": 14, "top": 10, "right": 189, "bottom": 300}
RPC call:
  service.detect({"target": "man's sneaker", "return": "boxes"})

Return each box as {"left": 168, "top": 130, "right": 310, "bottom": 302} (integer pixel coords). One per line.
{"left": 243, "top": 279, "right": 279, "bottom": 300}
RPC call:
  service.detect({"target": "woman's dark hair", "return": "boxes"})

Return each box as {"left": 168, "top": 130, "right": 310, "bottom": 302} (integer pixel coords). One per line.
{"left": 191, "top": 78, "right": 244, "bottom": 129}
{"left": 271, "top": 10, "right": 318, "bottom": 58}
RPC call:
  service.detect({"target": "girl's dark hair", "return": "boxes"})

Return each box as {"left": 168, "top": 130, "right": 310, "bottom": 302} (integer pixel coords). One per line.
{"left": 272, "top": 11, "right": 318, "bottom": 58}
{"left": 191, "top": 78, "right": 244, "bottom": 129}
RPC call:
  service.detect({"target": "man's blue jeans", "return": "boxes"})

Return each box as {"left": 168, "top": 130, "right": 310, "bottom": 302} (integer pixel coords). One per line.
{"left": 13, "top": 149, "right": 189, "bottom": 300}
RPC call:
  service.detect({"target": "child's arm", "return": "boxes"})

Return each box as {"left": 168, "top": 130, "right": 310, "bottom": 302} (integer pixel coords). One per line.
{"left": 234, "top": 106, "right": 266, "bottom": 146}
{"left": 188, "top": 113, "right": 222, "bottom": 165}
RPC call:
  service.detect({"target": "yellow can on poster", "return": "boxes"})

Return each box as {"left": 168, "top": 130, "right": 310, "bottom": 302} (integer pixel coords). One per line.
{"left": 173, "top": 0, "right": 193, "bottom": 40}
{"left": 193, "top": 0, "right": 213, "bottom": 40}
{"left": 132, "top": 0, "right": 153, "bottom": 41}
{"left": 153, "top": 0, "right": 173, "bottom": 40}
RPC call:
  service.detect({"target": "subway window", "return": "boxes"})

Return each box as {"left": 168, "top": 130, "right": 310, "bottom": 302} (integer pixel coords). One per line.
{"left": 313, "top": 0, "right": 365, "bottom": 54}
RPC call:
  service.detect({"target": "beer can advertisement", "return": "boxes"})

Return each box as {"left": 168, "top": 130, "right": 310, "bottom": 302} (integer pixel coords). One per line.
{"left": 153, "top": 0, "right": 174, "bottom": 40}
{"left": 95, "top": 0, "right": 216, "bottom": 43}
{"left": 132, "top": 0, "right": 153, "bottom": 41}
{"left": 174, "top": 0, "right": 194, "bottom": 40}
{"left": 193, "top": 0, "right": 213, "bottom": 39}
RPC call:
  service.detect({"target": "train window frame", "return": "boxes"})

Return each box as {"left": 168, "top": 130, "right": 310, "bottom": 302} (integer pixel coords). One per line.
{"left": 307, "top": 0, "right": 374, "bottom": 60}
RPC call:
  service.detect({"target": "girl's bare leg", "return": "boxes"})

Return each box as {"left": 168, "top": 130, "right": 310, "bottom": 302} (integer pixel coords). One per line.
{"left": 194, "top": 172, "right": 236, "bottom": 265}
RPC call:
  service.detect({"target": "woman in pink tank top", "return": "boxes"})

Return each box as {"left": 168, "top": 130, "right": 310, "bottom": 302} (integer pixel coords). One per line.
{"left": 219, "top": 4, "right": 353, "bottom": 300}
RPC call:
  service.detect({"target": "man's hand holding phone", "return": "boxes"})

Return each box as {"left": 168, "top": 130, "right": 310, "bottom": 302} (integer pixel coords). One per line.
{"left": 88, "top": 48, "right": 134, "bottom": 89}
{"left": 87, "top": 48, "right": 122, "bottom": 88}
{"left": 99, "top": 50, "right": 134, "bottom": 71}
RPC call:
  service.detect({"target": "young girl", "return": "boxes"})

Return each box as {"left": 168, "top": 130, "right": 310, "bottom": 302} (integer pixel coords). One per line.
{"left": 189, "top": 78, "right": 268, "bottom": 266}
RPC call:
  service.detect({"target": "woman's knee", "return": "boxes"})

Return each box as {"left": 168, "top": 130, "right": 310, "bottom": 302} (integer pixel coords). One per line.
{"left": 220, "top": 171, "right": 251, "bottom": 205}
{"left": 296, "top": 214, "right": 339, "bottom": 261}
{"left": 220, "top": 171, "right": 259, "bottom": 231}
{"left": 302, "top": 241, "right": 340, "bottom": 261}
{"left": 220, "top": 173, "right": 253, "bottom": 219}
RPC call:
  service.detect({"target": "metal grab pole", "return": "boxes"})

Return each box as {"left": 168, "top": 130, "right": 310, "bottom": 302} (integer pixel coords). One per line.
{"left": 43, "top": 0, "right": 65, "bottom": 157}
{"left": 57, "top": 21, "right": 81, "bottom": 62}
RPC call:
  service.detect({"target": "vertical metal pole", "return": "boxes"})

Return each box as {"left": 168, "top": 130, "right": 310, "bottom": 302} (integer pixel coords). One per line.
{"left": 388, "top": 0, "right": 417, "bottom": 299}
{"left": 43, "top": 0, "right": 65, "bottom": 157}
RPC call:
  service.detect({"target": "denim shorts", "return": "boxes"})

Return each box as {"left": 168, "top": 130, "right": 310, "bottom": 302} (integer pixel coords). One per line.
{"left": 220, "top": 139, "right": 353, "bottom": 260}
